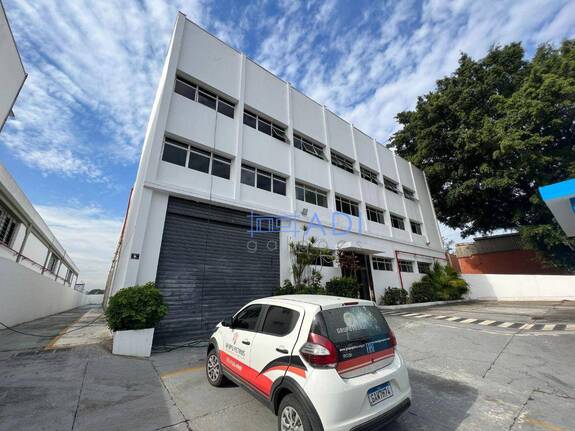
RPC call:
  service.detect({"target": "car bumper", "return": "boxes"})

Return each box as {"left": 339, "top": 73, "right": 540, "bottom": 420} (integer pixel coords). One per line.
{"left": 350, "top": 398, "right": 411, "bottom": 431}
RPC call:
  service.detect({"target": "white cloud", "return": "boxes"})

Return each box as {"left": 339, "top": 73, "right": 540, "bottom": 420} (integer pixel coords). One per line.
{"left": 35, "top": 205, "right": 123, "bottom": 290}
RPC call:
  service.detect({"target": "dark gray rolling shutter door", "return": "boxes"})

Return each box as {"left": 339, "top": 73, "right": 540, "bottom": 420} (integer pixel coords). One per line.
{"left": 154, "top": 197, "right": 279, "bottom": 344}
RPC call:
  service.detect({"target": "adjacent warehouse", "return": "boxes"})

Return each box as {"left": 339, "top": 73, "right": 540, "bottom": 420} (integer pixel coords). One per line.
{"left": 105, "top": 13, "right": 446, "bottom": 344}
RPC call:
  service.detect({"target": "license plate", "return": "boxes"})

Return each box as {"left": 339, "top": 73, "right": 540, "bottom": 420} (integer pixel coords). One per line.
{"left": 367, "top": 382, "right": 393, "bottom": 406}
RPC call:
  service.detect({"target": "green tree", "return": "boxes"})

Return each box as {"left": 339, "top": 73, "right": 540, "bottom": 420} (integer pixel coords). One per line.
{"left": 390, "top": 41, "right": 575, "bottom": 271}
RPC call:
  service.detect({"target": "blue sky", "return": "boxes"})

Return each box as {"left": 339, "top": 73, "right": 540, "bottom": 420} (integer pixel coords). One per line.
{"left": 2, "top": 0, "right": 574, "bottom": 288}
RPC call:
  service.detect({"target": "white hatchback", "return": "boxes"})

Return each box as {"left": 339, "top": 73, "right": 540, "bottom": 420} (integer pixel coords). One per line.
{"left": 206, "top": 295, "right": 411, "bottom": 431}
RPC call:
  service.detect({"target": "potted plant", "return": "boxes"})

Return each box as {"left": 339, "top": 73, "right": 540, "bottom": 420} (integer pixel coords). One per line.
{"left": 105, "top": 282, "right": 168, "bottom": 357}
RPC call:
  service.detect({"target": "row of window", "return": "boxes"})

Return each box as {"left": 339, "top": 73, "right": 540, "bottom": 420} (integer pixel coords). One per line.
{"left": 175, "top": 77, "right": 235, "bottom": 119}
{"left": 241, "top": 164, "right": 286, "bottom": 196}
{"left": 174, "top": 78, "right": 420, "bottom": 202}
{"left": 162, "top": 138, "right": 424, "bottom": 234}
{"left": 372, "top": 257, "right": 432, "bottom": 273}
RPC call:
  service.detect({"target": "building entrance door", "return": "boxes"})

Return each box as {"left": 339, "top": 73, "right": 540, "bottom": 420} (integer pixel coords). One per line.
{"left": 340, "top": 251, "right": 375, "bottom": 301}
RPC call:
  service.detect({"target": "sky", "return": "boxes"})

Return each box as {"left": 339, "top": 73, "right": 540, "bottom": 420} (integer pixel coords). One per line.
{"left": 1, "top": 0, "right": 574, "bottom": 289}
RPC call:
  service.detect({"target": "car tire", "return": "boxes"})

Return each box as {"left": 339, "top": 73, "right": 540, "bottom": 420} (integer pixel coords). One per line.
{"left": 206, "top": 348, "right": 227, "bottom": 387}
{"left": 278, "top": 394, "right": 312, "bottom": 431}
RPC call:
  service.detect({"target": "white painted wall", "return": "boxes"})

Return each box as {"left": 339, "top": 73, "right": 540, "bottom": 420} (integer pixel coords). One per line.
{"left": 0, "top": 257, "right": 90, "bottom": 327}
{"left": 464, "top": 274, "right": 575, "bottom": 301}
{"left": 0, "top": 2, "right": 26, "bottom": 132}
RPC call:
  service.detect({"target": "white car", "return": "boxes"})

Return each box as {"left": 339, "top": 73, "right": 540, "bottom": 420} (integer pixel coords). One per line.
{"left": 206, "top": 295, "right": 411, "bottom": 431}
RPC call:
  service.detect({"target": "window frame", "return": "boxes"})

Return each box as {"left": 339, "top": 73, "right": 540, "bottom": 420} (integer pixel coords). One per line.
{"left": 383, "top": 177, "right": 399, "bottom": 194}
{"left": 0, "top": 207, "right": 17, "bottom": 247}
{"left": 295, "top": 182, "right": 328, "bottom": 208}
{"left": 243, "top": 109, "right": 287, "bottom": 143}
{"left": 232, "top": 304, "right": 264, "bottom": 333}
{"left": 294, "top": 134, "right": 325, "bottom": 160}
{"left": 360, "top": 166, "right": 379, "bottom": 184}
{"left": 162, "top": 137, "right": 232, "bottom": 180}
{"left": 410, "top": 220, "right": 423, "bottom": 235}
{"left": 417, "top": 262, "right": 432, "bottom": 274}
{"left": 403, "top": 187, "right": 416, "bottom": 201}
{"left": 335, "top": 195, "right": 359, "bottom": 217}
{"left": 174, "top": 76, "right": 236, "bottom": 118}
{"left": 390, "top": 214, "right": 405, "bottom": 230}
{"left": 366, "top": 205, "right": 385, "bottom": 224}
{"left": 398, "top": 260, "right": 414, "bottom": 273}
{"left": 372, "top": 256, "right": 393, "bottom": 271}
{"left": 242, "top": 163, "right": 287, "bottom": 196}
{"left": 330, "top": 151, "right": 355, "bottom": 174}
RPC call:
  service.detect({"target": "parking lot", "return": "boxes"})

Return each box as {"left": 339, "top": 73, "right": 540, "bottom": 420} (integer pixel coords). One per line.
{"left": 1, "top": 301, "right": 574, "bottom": 431}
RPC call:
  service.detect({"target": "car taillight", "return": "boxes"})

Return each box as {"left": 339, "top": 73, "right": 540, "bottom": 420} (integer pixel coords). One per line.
{"left": 389, "top": 329, "right": 397, "bottom": 347}
{"left": 300, "top": 333, "right": 338, "bottom": 368}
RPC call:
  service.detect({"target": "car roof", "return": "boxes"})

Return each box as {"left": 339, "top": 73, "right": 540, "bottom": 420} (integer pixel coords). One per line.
{"left": 269, "top": 294, "right": 374, "bottom": 308}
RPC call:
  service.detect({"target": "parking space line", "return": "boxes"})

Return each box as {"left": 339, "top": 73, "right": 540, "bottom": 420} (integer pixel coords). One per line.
{"left": 446, "top": 316, "right": 461, "bottom": 321}
{"left": 542, "top": 324, "right": 556, "bottom": 331}
{"left": 433, "top": 315, "right": 447, "bottom": 319}
{"left": 415, "top": 314, "right": 432, "bottom": 318}
{"left": 479, "top": 320, "right": 496, "bottom": 326}
{"left": 498, "top": 322, "right": 514, "bottom": 328}
{"left": 402, "top": 313, "right": 421, "bottom": 317}
{"left": 460, "top": 318, "right": 478, "bottom": 324}
{"left": 160, "top": 366, "right": 203, "bottom": 378}
{"left": 566, "top": 324, "right": 575, "bottom": 331}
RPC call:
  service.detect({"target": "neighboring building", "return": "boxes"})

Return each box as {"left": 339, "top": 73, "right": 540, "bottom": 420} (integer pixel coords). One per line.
{"left": 0, "top": 0, "right": 26, "bottom": 132}
{"left": 106, "top": 13, "right": 445, "bottom": 344}
{"left": 0, "top": 163, "right": 79, "bottom": 286}
{"left": 539, "top": 178, "right": 575, "bottom": 238}
{"left": 455, "top": 233, "right": 566, "bottom": 275}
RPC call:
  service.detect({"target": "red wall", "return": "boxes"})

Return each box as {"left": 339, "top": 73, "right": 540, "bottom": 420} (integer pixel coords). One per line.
{"left": 457, "top": 250, "right": 566, "bottom": 275}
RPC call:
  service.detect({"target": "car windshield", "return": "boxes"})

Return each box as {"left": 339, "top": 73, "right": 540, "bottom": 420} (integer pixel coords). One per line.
{"left": 320, "top": 305, "right": 390, "bottom": 344}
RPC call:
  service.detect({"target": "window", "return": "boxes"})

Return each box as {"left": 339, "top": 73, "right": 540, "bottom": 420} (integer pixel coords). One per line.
{"left": 162, "top": 139, "right": 187, "bottom": 167}
{"left": 65, "top": 269, "right": 73, "bottom": 283}
{"left": 403, "top": 187, "right": 416, "bottom": 200}
{"left": 417, "top": 262, "right": 432, "bottom": 273}
{"left": 0, "top": 207, "right": 17, "bottom": 246}
{"left": 295, "top": 182, "right": 328, "bottom": 208}
{"left": 233, "top": 304, "right": 262, "bottom": 331}
{"left": 257, "top": 169, "right": 272, "bottom": 191}
{"left": 243, "top": 109, "right": 286, "bottom": 142}
{"left": 211, "top": 155, "right": 231, "bottom": 179}
{"left": 242, "top": 164, "right": 287, "bottom": 196}
{"left": 335, "top": 195, "right": 359, "bottom": 217}
{"left": 188, "top": 147, "right": 211, "bottom": 173}
{"left": 390, "top": 214, "right": 405, "bottom": 230}
{"left": 331, "top": 151, "right": 355, "bottom": 173}
{"left": 162, "top": 137, "right": 231, "bottom": 180}
{"left": 372, "top": 257, "right": 393, "bottom": 271}
{"left": 261, "top": 306, "right": 300, "bottom": 336}
{"left": 294, "top": 134, "right": 325, "bottom": 159}
{"left": 46, "top": 254, "right": 59, "bottom": 273}
{"left": 398, "top": 260, "right": 414, "bottom": 273}
{"left": 366, "top": 206, "right": 385, "bottom": 224}
{"left": 384, "top": 177, "right": 399, "bottom": 194}
{"left": 410, "top": 220, "right": 423, "bottom": 235}
{"left": 174, "top": 76, "right": 235, "bottom": 118}
{"left": 360, "top": 166, "right": 379, "bottom": 184}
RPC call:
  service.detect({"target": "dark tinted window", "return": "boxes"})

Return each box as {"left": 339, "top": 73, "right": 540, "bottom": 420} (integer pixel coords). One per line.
{"left": 257, "top": 171, "right": 272, "bottom": 191}
{"left": 198, "top": 89, "right": 217, "bottom": 110}
{"left": 272, "top": 177, "right": 286, "bottom": 196}
{"left": 217, "top": 100, "right": 235, "bottom": 118}
{"left": 258, "top": 118, "right": 272, "bottom": 135}
{"left": 261, "top": 306, "right": 300, "bottom": 336}
{"left": 241, "top": 165, "right": 255, "bottom": 186}
{"left": 234, "top": 304, "right": 262, "bottom": 331}
{"left": 272, "top": 126, "right": 286, "bottom": 142}
{"left": 174, "top": 79, "right": 196, "bottom": 101}
{"left": 188, "top": 149, "right": 210, "bottom": 173}
{"left": 162, "top": 141, "right": 187, "bottom": 167}
{"left": 211, "top": 156, "right": 231, "bottom": 179}
{"left": 244, "top": 111, "right": 257, "bottom": 128}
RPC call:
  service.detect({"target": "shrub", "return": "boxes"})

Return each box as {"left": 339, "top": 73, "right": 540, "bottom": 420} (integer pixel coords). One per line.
{"left": 325, "top": 277, "right": 360, "bottom": 298}
{"left": 274, "top": 278, "right": 325, "bottom": 296}
{"left": 105, "top": 282, "right": 168, "bottom": 331}
{"left": 382, "top": 287, "right": 409, "bottom": 305}
{"left": 410, "top": 263, "right": 469, "bottom": 303}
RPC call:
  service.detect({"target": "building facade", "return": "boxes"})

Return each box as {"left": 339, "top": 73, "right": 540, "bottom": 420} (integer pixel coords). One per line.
{"left": 106, "top": 14, "right": 446, "bottom": 343}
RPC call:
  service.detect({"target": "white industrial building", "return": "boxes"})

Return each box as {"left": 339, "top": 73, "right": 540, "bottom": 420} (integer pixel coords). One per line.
{"left": 0, "top": 1, "right": 83, "bottom": 327}
{"left": 106, "top": 13, "right": 446, "bottom": 343}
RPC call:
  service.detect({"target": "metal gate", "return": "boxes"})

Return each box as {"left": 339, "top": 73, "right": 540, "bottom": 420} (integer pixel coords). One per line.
{"left": 154, "top": 197, "right": 279, "bottom": 344}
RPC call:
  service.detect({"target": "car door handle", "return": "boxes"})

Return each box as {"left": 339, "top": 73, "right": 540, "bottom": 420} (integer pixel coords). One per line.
{"left": 242, "top": 340, "right": 251, "bottom": 345}
{"left": 276, "top": 347, "right": 289, "bottom": 354}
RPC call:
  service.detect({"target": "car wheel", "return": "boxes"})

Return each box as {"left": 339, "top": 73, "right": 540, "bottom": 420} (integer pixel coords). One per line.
{"left": 206, "top": 349, "right": 226, "bottom": 387}
{"left": 278, "top": 394, "right": 312, "bottom": 431}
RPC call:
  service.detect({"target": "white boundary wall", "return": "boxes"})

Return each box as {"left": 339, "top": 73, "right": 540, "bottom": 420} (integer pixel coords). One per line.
{"left": 0, "top": 257, "right": 90, "bottom": 327}
{"left": 464, "top": 274, "right": 575, "bottom": 301}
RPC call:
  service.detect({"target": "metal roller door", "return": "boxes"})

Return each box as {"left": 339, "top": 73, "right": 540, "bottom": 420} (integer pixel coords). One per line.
{"left": 154, "top": 197, "right": 279, "bottom": 344}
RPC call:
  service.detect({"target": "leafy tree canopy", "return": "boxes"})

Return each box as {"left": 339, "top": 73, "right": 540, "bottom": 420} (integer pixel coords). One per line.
{"left": 390, "top": 41, "right": 575, "bottom": 271}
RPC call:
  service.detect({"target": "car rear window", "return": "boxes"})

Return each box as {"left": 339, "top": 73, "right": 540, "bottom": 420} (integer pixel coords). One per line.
{"left": 319, "top": 305, "right": 390, "bottom": 344}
